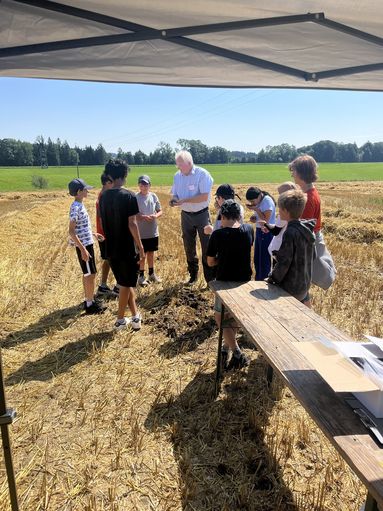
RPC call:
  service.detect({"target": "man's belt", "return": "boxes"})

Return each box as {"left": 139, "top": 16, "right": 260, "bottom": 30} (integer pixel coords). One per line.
{"left": 182, "top": 207, "right": 208, "bottom": 216}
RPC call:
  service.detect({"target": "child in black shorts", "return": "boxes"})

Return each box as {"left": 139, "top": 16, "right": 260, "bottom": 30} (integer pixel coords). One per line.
{"left": 68, "top": 178, "right": 106, "bottom": 314}
{"left": 135, "top": 175, "right": 163, "bottom": 286}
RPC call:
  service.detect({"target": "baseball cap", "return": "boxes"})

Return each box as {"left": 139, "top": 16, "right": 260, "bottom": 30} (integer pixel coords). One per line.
{"left": 215, "top": 184, "right": 235, "bottom": 199}
{"left": 138, "top": 175, "right": 151, "bottom": 185}
{"left": 68, "top": 178, "right": 94, "bottom": 197}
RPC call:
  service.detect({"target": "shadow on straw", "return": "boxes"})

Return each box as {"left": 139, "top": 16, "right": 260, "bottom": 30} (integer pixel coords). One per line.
{"left": 1, "top": 304, "right": 83, "bottom": 349}
{"left": 145, "top": 358, "right": 298, "bottom": 511}
{"left": 5, "top": 330, "right": 114, "bottom": 385}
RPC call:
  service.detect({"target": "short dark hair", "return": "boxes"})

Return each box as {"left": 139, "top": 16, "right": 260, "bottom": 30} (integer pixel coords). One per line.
{"left": 278, "top": 189, "right": 307, "bottom": 219}
{"left": 220, "top": 199, "right": 241, "bottom": 220}
{"left": 246, "top": 187, "right": 275, "bottom": 204}
{"left": 289, "top": 155, "right": 318, "bottom": 184}
{"left": 104, "top": 159, "right": 129, "bottom": 181}
{"left": 100, "top": 172, "right": 112, "bottom": 185}
{"left": 216, "top": 183, "right": 235, "bottom": 200}
{"left": 245, "top": 186, "right": 261, "bottom": 201}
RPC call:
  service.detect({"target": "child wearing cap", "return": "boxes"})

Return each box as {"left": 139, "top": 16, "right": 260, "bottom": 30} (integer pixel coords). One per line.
{"left": 204, "top": 183, "right": 245, "bottom": 235}
{"left": 207, "top": 199, "right": 254, "bottom": 371}
{"left": 136, "top": 175, "right": 163, "bottom": 286}
{"left": 68, "top": 178, "right": 106, "bottom": 315}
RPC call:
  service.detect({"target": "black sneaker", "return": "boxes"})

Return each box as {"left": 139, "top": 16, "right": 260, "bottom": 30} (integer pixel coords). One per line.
{"left": 111, "top": 286, "right": 119, "bottom": 296}
{"left": 226, "top": 352, "right": 250, "bottom": 371}
{"left": 97, "top": 284, "right": 111, "bottom": 295}
{"left": 85, "top": 301, "right": 107, "bottom": 315}
{"left": 185, "top": 274, "right": 198, "bottom": 285}
{"left": 221, "top": 350, "right": 229, "bottom": 372}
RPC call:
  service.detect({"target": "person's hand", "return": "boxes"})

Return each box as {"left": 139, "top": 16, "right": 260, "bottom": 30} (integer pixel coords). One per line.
{"left": 204, "top": 224, "right": 213, "bottom": 235}
{"left": 148, "top": 214, "right": 156, "bottom": 221}
{"left": 94, "top": 232, "right": 105, "bottom": 242}
{"left": 257, "top": 220, "right": 269, "bottom": 233}
{"left": 249, "top": 214, "right": 257, "bottom": 223}
{"left": 139, "top": 247, "right": 145, "bottom": 261}
{"left": 81, "top": 248, "right": 90, "bottom": 262}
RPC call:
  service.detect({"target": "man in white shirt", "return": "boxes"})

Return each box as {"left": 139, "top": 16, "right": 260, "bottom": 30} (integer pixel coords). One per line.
{"left": 170, "top": 150, "right": 214, "bottom": 284}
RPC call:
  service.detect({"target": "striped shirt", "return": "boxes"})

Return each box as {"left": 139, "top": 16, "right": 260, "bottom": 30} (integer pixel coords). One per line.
{"left": 171, "top": 166, "right": 213, "bottom": 213}
{"left": 69, "top": 200, "right": 93, "bottom": 247}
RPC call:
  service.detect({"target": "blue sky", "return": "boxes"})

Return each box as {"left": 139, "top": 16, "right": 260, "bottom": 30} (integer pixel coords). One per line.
{"left": 1, "top": 77, "right": 383, "bottom": 154}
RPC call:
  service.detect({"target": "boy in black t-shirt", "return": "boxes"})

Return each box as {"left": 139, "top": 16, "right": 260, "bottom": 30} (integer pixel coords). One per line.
{"left": 207, "top": 200, "right": 254, "bottom": 371}
{"left": 100, "top": 159, "right": 145, "bottom": 330}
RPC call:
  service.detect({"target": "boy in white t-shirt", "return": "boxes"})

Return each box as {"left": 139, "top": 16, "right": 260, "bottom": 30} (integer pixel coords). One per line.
{"left": 68, "top": 178, "right": 106, "bottom": 315}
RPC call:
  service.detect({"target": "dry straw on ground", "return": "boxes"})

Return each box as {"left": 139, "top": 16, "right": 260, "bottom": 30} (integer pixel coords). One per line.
{"left": 0, "top": 181, "right": 382, "bottom": 510}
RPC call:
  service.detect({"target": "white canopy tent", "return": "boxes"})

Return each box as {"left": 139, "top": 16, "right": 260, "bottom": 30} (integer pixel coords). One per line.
{"left": 0, "top": 0, "right": 382, "bottom": 91}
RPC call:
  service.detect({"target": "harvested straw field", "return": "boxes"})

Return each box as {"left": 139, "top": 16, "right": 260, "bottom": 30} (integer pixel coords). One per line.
{"left": 0, "top": 181, "right": 382, "bottom": 511}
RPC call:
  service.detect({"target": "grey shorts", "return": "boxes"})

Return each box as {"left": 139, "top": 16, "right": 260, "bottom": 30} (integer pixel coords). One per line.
{"left": 214, "top": 296, "right": 238, "bottom": 328}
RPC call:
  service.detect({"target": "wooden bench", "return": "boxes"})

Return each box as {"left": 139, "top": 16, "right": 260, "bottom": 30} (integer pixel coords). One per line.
{"left": 210, "top": 280, "right": 383, "bottom": 511}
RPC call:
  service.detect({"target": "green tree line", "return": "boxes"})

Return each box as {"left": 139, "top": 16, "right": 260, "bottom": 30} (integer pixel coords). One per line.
{"left": 1, "top": 136, "right": 383, "bottom": 167}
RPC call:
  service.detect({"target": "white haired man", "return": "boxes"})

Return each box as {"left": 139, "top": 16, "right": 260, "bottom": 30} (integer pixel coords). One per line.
{"left": 170, "top": 150, "right": 215, "bottom": 284}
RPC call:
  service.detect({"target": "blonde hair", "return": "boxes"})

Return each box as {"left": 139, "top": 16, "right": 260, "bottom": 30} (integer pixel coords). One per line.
{"left": 175, "top": 150, "right": 193, "bottom": 165}
{"left": 277, "top": 181, "right": 297, "bottom": 195}
{"left": 278, "top": 189, "right": 307, "bottom": 219}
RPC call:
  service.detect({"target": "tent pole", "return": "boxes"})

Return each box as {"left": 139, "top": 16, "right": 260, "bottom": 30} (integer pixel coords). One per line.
{"left": 0, "top": 348, "right": 19, "bottom": 511}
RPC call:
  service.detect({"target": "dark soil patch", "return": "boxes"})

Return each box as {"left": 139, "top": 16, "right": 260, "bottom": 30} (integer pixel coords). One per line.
{"left": 144, "top": 287, "right": 216, "bottom": 357}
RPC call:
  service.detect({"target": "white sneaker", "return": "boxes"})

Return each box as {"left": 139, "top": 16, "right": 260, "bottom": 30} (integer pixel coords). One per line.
{"left": 131, "top": 315, "right": 142, "bottom": 330}
{"left": 137, "top": 275, "right": 149, "bottom": 287}
{"left": 114, "top": 317, "right": 131, "bottom": 331}
{"left": 148, "top": 273, "right": 162, "bottom": 283}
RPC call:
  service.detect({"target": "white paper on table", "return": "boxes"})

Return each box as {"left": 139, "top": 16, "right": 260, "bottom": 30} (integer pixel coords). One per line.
{"left": 365, "top": 335, "right": 383, "bottom": 352}
{"left": 333, "top": 341, "right": 383, "bottom": 360}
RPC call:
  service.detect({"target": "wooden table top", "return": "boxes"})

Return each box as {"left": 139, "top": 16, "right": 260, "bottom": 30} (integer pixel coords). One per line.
{"left": 210, "top": 280, "right": 383, "bottom": 507}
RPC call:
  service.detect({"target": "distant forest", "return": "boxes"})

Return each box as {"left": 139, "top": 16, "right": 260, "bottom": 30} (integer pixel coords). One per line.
{"left": 1, "top": 136, "right": 383, "bottom": 167}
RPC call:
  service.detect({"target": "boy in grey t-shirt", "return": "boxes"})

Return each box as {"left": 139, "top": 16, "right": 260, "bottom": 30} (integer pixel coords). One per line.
{"left": 136, "top": 175, "right": 163, "bottom": 286}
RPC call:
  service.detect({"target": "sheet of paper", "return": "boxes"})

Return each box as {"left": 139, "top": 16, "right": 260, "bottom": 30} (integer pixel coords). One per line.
{"left": 333, "top": 341, "right": 383, "bottom": 359}
{"left": 365, "top": 335, "right": 383, "bottom": 352}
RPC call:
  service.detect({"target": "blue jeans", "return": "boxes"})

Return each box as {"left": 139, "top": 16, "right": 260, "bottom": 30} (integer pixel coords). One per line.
{"left": 254, "top": 228, "right": 273, "bottom": 281}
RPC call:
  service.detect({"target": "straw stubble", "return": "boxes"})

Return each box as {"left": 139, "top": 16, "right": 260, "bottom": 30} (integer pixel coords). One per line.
{"left": 0, "top": 182, "right": 382, "bottom": 510}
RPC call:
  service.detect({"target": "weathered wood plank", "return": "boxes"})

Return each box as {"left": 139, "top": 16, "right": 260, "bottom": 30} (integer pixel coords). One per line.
{"left": 209, "top": 280, "right": 383, "bottom": 507}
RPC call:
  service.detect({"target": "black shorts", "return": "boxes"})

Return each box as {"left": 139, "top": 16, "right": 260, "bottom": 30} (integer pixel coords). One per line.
{"left": 142, "top": 236, "right": 159, "bottom": 253}
{"left": 98, "top": 239, "right": 107, "bottom": 260}
{"left": 109, "top": 256, "right": 139, "bottom": 287}
{"left": 76, "top": 244, "right": 97, "bottom": 275}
